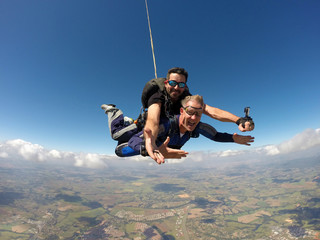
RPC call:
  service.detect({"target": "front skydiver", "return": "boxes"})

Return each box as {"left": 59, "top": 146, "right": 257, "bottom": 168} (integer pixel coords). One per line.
{"left": 101, "top": 95, "right": 254, "bottom": 163}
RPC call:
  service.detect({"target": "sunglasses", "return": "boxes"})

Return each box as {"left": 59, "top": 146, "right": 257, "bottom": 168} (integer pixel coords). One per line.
{"left": 182, "top": 106, "right": 203, "bottom": 116}
{"left": 165, "top": 80, "right": 186, "bottom": 88}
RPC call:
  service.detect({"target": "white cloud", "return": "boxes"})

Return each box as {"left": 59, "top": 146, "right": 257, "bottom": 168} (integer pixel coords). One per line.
{"left": 170, "top": 128, "right": 320, "bottom": 166}
{"left": 0, "top": 151, "right": 8, "bottom": 158}
{"left": 126, "top": 155, "right": 149, "bottom": 162}
{"left": 205, "top": 128, "right": 320, "bottom": 164}
{"left": 0, "top": 139, "right": 111, "bottom": 169}
{"left": 277, "top": 128, "right": 320, "bottom": 154}
{"left": 74, "top": 153, "right": 108, "bottom": 169}
{"left": 166, "top": 158, "right": 186, "bottom": 164}
{"left": 0, "top": 128, "right": 319, "bottom": 168}
{"left": 6, "top": 139, "right": 46, "bottom": 161}
{"left": 264, "top": 145, "right": 281, "bottom": 156}
{"left": 48, "top": 149, "right": 61, "bottom": 158}
{"left": 218, "top": 149, "right": 244, "bottom": 157}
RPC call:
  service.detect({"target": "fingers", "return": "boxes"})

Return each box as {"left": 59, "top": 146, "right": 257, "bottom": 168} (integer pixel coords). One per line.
{"left": 238, "top": 121, "right": 255, "bottom": 132}
{"left": 175, "top": 150, "right": 189, "bottom": 156}
{"left": 245, "top": 121, "right": 255, "bottom": 131}
{"left": 238, "top": 124, "right": 246, "bottom": 132}
{"left": 166, "top": 149, "right": 189, "bottom": 158}
{"left": 244, "top": 137, "right": 254, "bottom": 145}
{"left": 145, "top": 139, "right": 159, "bottom": 162}
{"left": 153, "top": 150, "right": 165, "bottom": 164}
{"left": 147, "top": 147, "right": 165, "bottom": 164}
{"left": 144, "top": 128, "right": 165, "bottom": 163}
{"left": 163, "top": 136, "right": 170, "bottom": 147}
{"left": 146, "top": 145, "right": 156, "bottom": 161}
{"left": 233, "top": 133, "right": 255, "bottom": 146}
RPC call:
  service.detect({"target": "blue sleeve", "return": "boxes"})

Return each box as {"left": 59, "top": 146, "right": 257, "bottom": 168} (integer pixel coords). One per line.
{"left": 197, "top": 122, "right": 234, "bottom": 142}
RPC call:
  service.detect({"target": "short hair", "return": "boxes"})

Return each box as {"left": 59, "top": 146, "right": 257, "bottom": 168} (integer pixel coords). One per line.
{"left": 167, "top": 67, "right": 188, "bottom": 82}
{"left": 181, "top": 95, "right": 204, "bottom": 108}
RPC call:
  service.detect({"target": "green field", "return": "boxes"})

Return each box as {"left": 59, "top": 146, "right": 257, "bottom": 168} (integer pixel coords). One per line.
{"left": 1, "top": 157, "right": 320, "bottom": 239}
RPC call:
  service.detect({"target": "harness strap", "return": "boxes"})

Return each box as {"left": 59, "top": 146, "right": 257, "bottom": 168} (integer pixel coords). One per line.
{"left": 168, "top": 115, "right": 179, "bottom": 136}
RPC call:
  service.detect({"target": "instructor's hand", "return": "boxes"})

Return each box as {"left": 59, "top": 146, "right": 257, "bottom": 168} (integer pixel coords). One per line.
{"left": 144, "top": 128, "right": 165, "bottom": 164}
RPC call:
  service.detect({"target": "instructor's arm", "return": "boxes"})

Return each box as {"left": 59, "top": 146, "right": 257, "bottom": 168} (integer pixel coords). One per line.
{"left": 143, "top": 103, "right": 163, "bottom": 162}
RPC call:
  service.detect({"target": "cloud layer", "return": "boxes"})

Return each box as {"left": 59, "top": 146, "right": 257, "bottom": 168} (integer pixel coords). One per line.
{"left": 0, "top": 139, "right": 113, "bottom": 169}
{"left": 184, "top": 128, "right": 320, "bottom": 167}
{"left": 1, "top": 128, "right": 319, "bottom": 169}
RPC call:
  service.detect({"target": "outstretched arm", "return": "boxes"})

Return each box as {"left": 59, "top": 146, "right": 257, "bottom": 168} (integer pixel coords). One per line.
{"left": 203, "top": 104, "right": 254, "bottom": 132}
{"left": 198, "top": 122, "right": 254, "bottom": 146}
{"left": 143, "top": 103, "right": 162, "bottom": 162}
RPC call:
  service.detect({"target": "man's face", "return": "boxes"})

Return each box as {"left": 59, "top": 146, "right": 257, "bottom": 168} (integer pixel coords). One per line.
{"left": 165, "top": 73, "right": 186, "bottom": 101}
{"left": 179, "top": 100, "right": 203, "bottom": 133}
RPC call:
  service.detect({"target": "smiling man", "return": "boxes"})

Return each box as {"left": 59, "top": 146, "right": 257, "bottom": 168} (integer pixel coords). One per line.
{"left": 143, "top": 95, "right": 254, "bottom": 163}
{"left": 102, "top": 95, "right": 254, "bottom": 163}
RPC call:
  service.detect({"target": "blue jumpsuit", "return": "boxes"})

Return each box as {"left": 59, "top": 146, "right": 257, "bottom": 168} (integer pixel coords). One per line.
{"left": 111, "top": 114, "right": 234, "bottom": 157}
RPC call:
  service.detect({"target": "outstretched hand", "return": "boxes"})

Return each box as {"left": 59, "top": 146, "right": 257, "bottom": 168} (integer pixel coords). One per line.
{"left": 233, "top": 133, "right": 255, "bottom": 146}
{"left": 144, "top": 128, "right": 189, "bottom": 164}
{"left": 158, "top": 137, "right": 189, "bottom": 159}
{"left": 144, "top": 128, "right": 165, "bottom": 164}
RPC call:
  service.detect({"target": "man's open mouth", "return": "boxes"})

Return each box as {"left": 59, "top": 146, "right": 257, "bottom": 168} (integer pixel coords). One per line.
{"left": 187, "top": 121, "right": 196, "bottom": 127}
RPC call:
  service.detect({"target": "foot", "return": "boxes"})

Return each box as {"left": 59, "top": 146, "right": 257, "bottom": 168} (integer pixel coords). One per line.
{"left": 101, "top": 104, "right": 116, "bottom": 113}
{"left": 124, "top": 116, "right": 134, "bottom": 126}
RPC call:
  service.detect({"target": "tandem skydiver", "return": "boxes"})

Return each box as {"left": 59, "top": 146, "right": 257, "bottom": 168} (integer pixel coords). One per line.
{"left": 140, "top": 67, "right": 254, "bottom": 163}
{"left": 101, "top": 95, "right": 254, "bottom": 164}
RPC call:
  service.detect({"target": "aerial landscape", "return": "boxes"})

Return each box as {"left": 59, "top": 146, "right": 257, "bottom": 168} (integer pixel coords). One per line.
{"left": 1, "top": 1, "right": 320, "bottom": 239}
{"left": 1, "top": 155, "right": 319, "bottom": 240}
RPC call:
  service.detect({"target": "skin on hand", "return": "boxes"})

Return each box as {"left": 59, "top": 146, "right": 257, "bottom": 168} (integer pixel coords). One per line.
{"left": 238, "top": 121, "right": 255, "bottom": 132}
{"left": 232, "top": 133, "right": 255, "bottom": 146}
{"left": 144, "top": 128, "right": 165, "bottom": 164}
{"left": 144, "top": 129, "right": 188, "bottom": 164}
{"left": 158, "top": 136, "right": 189, "bottom": 159}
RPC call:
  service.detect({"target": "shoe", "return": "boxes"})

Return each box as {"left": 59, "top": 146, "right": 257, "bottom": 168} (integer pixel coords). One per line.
{"left": 124, "top": 116, "right": 134, "bottom": 126}
{"left": 101, "top": 104, "right": 116, "bottom": 113}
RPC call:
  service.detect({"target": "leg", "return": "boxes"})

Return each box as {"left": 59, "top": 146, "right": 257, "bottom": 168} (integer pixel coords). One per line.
{"left": 115, "top": 142, "right": 140, "bottom": 157}
{"left": 101, "top": 104, "right": 138, "bottom": 142}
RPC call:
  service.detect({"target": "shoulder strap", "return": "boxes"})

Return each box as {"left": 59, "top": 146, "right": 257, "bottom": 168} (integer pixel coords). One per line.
{"left": 190, "top": 124, "right": 200, "bottom": 138}
{"left": 168, "top": 115, "right": 180, "bottom": 136}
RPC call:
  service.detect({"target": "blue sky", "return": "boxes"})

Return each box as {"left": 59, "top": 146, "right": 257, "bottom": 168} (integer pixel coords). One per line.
{"left": 1, "top": 0, "right": 319, "bottom": 156}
